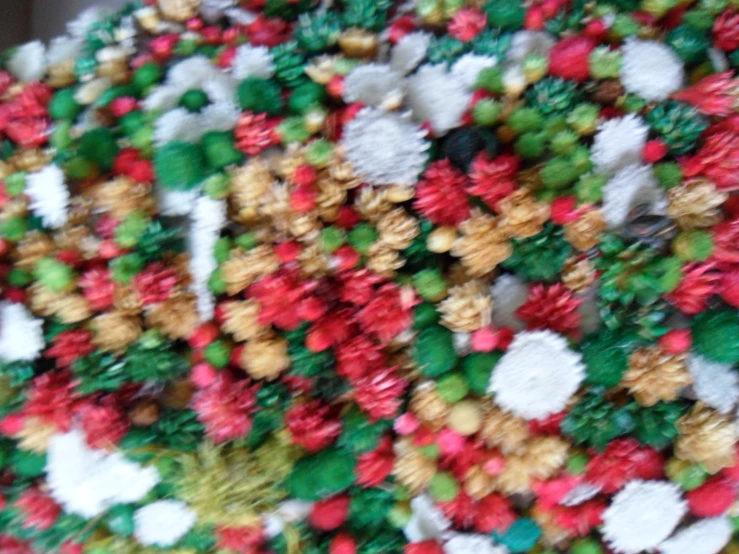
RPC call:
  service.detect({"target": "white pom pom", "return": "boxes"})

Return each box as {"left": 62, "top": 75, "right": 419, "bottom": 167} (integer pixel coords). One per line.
{"left": 343, "top": 64, "right": 404, "bottom": 108}
{"left": 67, "top": 7, "right": 114, "bottom": 37}
{"left": 341, "top": 107, "right": 430, "bottom": 186}
{"left": 47, "top": 36, "right": 84, "bottom": 66}
{"left": 620, "top": 39, "right": 684, "bottom": 101}
{"left": 602, "top": 480, "right": 687, "bottom": 554}
{"left": 404, "top": 495, "right": 452, "bottom": 543}
{"left": 659, "top": 517, "right": 732, "bottom": 554}
{"left": 688, "top": 355, "right": 739, "bottom": 414}
{"left": 25, "top": 164, "right": 70, "bottom": 229}
{"left": 506, "top": 31, "right": 555, "bottom": 65}
{"left": 232, "top": 44, "right": 275, "bottom": 80}
{"left": 451, "top": 54, "right": 498, "bottom": 91}
{"left": 405, "top": 64, "right": 471, "bottom": 136}
{"left": 601, "top": 164, "right": 666, "bottom": 229}
{"left": 591, "top": 115, "right": 650, "bottom": 175}
{"left": 490, "top": 274, "right": 528, "bottom": 331}
{"left": 391, "top": 32, "right": 431, "bottom": 75}
{"left": 488, "top": 330, "right": 585, "bottom": 420}
{"left": 134, "top": 500, "right": 197, "bottom": 547}
{"left": 444, "top": 533, "right": 507, "bottom": 554}
{"left": 7, "top": 41, "right": 46, "bottom": 83}
{"left": 0, "top": 303, "right": 44, "bottom": 363}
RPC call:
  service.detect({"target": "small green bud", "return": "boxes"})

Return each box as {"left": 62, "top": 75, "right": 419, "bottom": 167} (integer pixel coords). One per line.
{"left": 115, "top": 211, "right": 150, "bottom": 249}
{"left": 673, "top": 230, "right": 714, "bottom": 261}
{"left": 642, "top": 0, "right": 676, "bottom": 17}
{"left": 610, "top": 14, "right": 640, "bottom": 39}
{"left": 204, "top": 340, "right": 231, "bottom": 368}
{"left": 412, "top": 269, "right": 448, "bottom": 301}
{"left": 413, "top": 303, "right": 440, "bottom": 330}
{"left": 179, "top": 89, "right": 210, "bottom": 112}
{"left": 476, "top": 67, "right": 504, "bottom": 94}
{"left": 133, "top": 62, "right": 162, "bottom": 91}
{"left": 8, "top": 268, "right": 32, "bottom": 287}
{"left": 319, "top": 226, "right": 346, "bottom": 253}
{"left": 278, "top": 117, "right": 311, "bottom": 144}
{"left": 428, "top": 472, "right": 460, "bottom": 502}
{"left": 436, "top": 373, "right": 469, "bottom": 403}
{"left": 203, "top": 173, "right": 230, "bottom": 200}
{"left": 566, "top": 452, "right": 590, "bottom": 474}
{"left": 622, "top": 94, "right": 647, "bottom": 113}
{"left": 570, "top": 538, "right": 603, "bottom": 554}
{"left": 507, "top": 107, "right": 544, "bottom": 134}
{"left": 653, "top": 162, "right": 683, "bottom": 189}
{"left": 550, "top": 130, "right": 580, "bottom": 156}
{"left": 589, "top": 46, "right": 622, "bottom": 79}
{"left": 472, "top": 99, "right": 502, "bottom": 126}
{"left": 540, "top": 158, "right": 579, "bottom": 189}
{"left": 348, "top": 223, "right": 378, "bottom": 253}
{"left": 5, "top": 173, "right": 26, "bottom": 196}
{"left": 235, "top": 233, "right": 258, "bottom": 251}
{"left": 305, "top": 138, "right": 335, "bottom": 168}
{"left": 110, "top": 253, "right": 144, "bottom": 284}
{"left": 51, "top": 121, "right": 73, "bottom": 150}
{"left": 567, "top": 103, "right": 600, "bottom": 136}
{"left": 522, "top": 53, "right": 549, "bottom": 83}
{"left": 515, "top": 132, "right": 546, "bottom": 159}
{"left": 214, "top": 237, "right": 233, "bottom": 264}
{"left": 575, "top": 173, "right": 608, "bottom": 203}
{"left": 0, "top": 216, "right": 27, "bottom": 241}
{"left": 208, "top": 268, "right": 226, "bottom": 294}
{"left": 34, "top": 258, "right": 75, "bottom": 292}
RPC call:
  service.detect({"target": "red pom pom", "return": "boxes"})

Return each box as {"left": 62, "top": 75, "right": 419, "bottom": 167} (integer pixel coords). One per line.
{"left": 473, "top": 494, "right": 516, "bottom": 533}
{"left": 720, "top": 269, "right": 739, "bottom": 308}
{"left": 550, "top": 196, "right": 579, "bottom": 224}
{"left": 389, "top": 15, "right": 416, "bottom": 44}
{"left": 686, "top": 476, "right": 735, "bottom": 517}
{"left": 658, "top": 329, "right": 692, "bottom": 354}
{"left": 189, "top": 322, "right": 220, "bottom": 348}
{"left": 516, "top": 283, "right": 583, "bottom": 336}
{"left": 309, "top": 495, "right": 350, "bottom": 531}
{"left": 471, "top": 326, "right": 500, "bottom": 352}
{"left": 448, "top": 9, "right": 487, "bottom": 42}
{"left": 405, "top": 541, "right": 446, "bottom": 554}
{"left": 0, "top": 414, "right": 25, "bottom": 435}
{"left": 643, "top": 139, "right": 669, "bottom": 163}
{"left": 330, "top": 533, "right": 357, "bottom": 554}
{"left": 549, "top": 36, "right": 596, "bottom": 83}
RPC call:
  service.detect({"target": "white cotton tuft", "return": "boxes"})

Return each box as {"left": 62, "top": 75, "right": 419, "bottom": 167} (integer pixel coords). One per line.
{"left": 189, "top": 196, "right": 227, "bottom": 321}
{"left": 620, "top": 39, "right": 684, "bottom": 101}
{"left": 47, "top": 36, "right": 84, "bottom": 66}
{"left": 506, "top": 31, "right": 555, "bottom": 65}
{"left": 341, "top": 108, "right": 430, "bottom": 186}
{"left": 7, "top": 41, "right": 46, "bottom": 83}
{"left": 46, "top": 429, "right": 160, "bottom": 518}
{"left": 67, "top": 7, "right": 113, "bottom": 37}
{"left": 591, "top": 115, "right": 649, "bottom": 175}
{"left": 601, "top": 164, "right": 666, "bottom": 229}
{"left": 200, "top": 0, "right": 238, "bottom": 21}
{"left": 0, "top": 303, "right": 44, "bottom": 363}
{"left": 444, "top": 533, "right": 507, "bottom": 554}
{"left": 451, "top": 54, "right": 498, "bottom": 91}
{"left": 391, "top": 32, "right": 431, "bottom": 75}
{"left": 602, "top": 480, "right": 687, "bottom": 554}
{"left": 405, "top": 64, "right": 471, "bottom": 136}
{"left": 134, "top": 500, "right": 197, "bottom": 547}
{"left": 687, "top": 355, "right": 739, "bottom": 414}
{"left": 157, "top": 188, "right": 200, "bottom": 216}
{"left": 232, "top": 44, "right": 275, "bottom": 80}
{"left": 490, "top": 274, "right": 527, "bottom": 331}
{"left": 488, "top": 330, "right": 585, "bottom": 420}
{"left": 343, "top": 64, "right": 404, "bottom": 108}
{"left": 404, "top": 495, "right": 452, "bottom": 543}
{"left": 659, "top": 517, "right": 732, "bottom": 554}
{"left": 25, "top": 164, "right": 70, "bottom": 229}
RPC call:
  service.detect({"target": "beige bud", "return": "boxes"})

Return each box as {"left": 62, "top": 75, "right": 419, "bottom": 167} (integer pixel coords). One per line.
{"left": 427, "top": 226, "right": 458, "bottom": 253}
{"left": 448, "top": 400, "right": 483, "bottom": 436}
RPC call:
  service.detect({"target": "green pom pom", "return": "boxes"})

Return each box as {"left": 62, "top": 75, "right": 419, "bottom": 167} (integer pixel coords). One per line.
{"left": 561, "top": 389, "right": 636, "bottom": 450}
{"left": 667, "top": 25, "right": 710, "bottom": 64}
{"left": 33, "top": 258, "right": 74, "bottom": 292}
{"left": 582, "top": 329, "right": 640, "bottom": 387}
{"left": 51, "top": 121, "right": 73, "bottom": 150}
{"left": 483, "top": 0, "right": 525, "bottom": 29}
{"left": 114, "top": 211, "right": 150, "bottom": 249}
{"left": 214, "top": 237, "right": 233, "bottom": 264}
{"left": 348, "top": 223, "right": 377, "bottom": 253}
{"left": 208, "top": 268, "right": 226, "bottom": 294}
{"left": 666, "top": 458, "right": 709, "bottom": 491}
{"left": 428, "top": 472, "right": 459, "bottom": 502}
{"left": 507, "top": 108, "right": 544, "bottom": 134}
{"left": 692, "top": 309, "right": 739, "bottom": 364}
{"left": 413, "top": 303, "right": 440, "bottom": 330}
{"left": 5, "top": 172, "right": 26, "bottom": 196}
{"left": 110, "top": 253, "right": 144, "bottom": 285}
{"left": 179, "top": 89, "right": 210, "bottom": 112}
{"left": 288, "top": 447, "right": 356, "bottom": 501}
{"left": 349, "top": 487, "right": 395, "bottom": 531}
{"left": 515, "top": 132, "right": 546, "bottom": 159}
{"left": 10, "top": 449, "right": 46, "bottom": 478}
{"left": 133, "top": 62, "right": 162, "bottom": 91}
{"left": 436, "top": 373, "right": 469, "bottom": 403}
{"left": 234, "top": 233, "right": 258, "bottom": 251}
{"left": 204, "top": 340, "right": 231, "bottom": 369}
{"left": 305, "top": 139, "right": 335, "bottom": 168}
{"left": 653, "top": 162, "right": 683, "bottom": 189}
{"left": 632, "top": 401, "right": 687, "bottom": 450}
{"left": 80, "top": 128, "right": 119, "bottom": 171}
{"left": 672, "top": 230, "right": 714, "bottom": 261}
{"left": 461, "top": 352, "right": 500, "bottom": 395}
{"left": 155, "top": 141, "right": 206, "bottom": 190}
{"left": 575, "top": 173, "right": 607, "bottom": 203}
{"left": 106, "top": 504, "right": 136, "bottom": 537}
{"left": 289, "top": 81, "right": 327, "bottom": 115}
{"left": 319, "top": 226, "right": 346, "bottom": 253}
{"left": 412, "top": 269, "right": 448, "bottom": 301}
{"left": 338, "top": 408, "right": 392, "bottom": 454}
{"left": 567, "top": 103, "right": 600, "bottom": 135}
{"left": 202, "top": 131, "right": 244, "bottom": 170}
{"left": 414, "top": 325, "right": 458, "bottom": 378}
{"left": 497, "top": 518, "right": 542, "bottom": 553}
{"left": 526, "top": 77, "right": 582, "bottom": 117}
{"left": 550, "top": 130, "right": 580, "bottom": 156}
{"left": 566, "top": 452, "right": 590, "bottom": 474}
{"left": 342, "top": 0, "right": 392, "bottom": 31}
{"left": 589, "top": 46, "right": 622, "bottom": 79}
{"left": 472, "top": 100, "right": 502, "bottom": 126}
{"left": 475, "top": 67, "right": 504, "bottom": 93}
{"left": 49, "top": 88, "right": 83, "bottom": 121}
{"left": 610, "top": 14, "right": 640, "bottom": 38}
{"left": 238, "top": 77, "right": 284, "bottom": 115}
{"left": 278, "top": 117, "right": 311, "bottom": 144}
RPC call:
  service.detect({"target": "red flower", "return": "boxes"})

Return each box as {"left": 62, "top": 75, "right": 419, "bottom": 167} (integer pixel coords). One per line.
{"left": 307, "top": 308, "right": 355, "bottom": 352}
{"left": 134, "top": 262, "right": 178, "bottom": 305}
{"left": 665, "top": 262, "right": 720, "bottom": 314}
{"left": 15, "top": 488, "right": 61, "bottom": 530}
{"left": 216, "top": 525, "right": 265, "bottom": 554}
{"left": 192, "top": 373, "right": 260, "bottom": 443}
{"left": 682, "top": 122, "right": 739, "bottom": 191}
{"left": 467, "top": 153, "right": 518, "bottom": 211}
{"left": 686, "top": 476, "right": 735, "bottom": 517}
{"left": 448, "top": 9, "right": 487, "bottom": 42}
{"left": 438, "top": 491, "right": 476, "bottom": 528}
{"left": 79, "top": 267, "right": 116, "bottom": 311}
{"left": 356, "top": 283, "right": 417, "bottom": 344}
{"left": 413, "top": 160, "right": 471, "bottom": 227}
{"left": 673, "top": 72, "right": 739, "bottom": 117}
{"left": 335, "top": 334, "right": 387, "bottom": 382}
{"left": 532, "top": 475, "right": 582, "bottom": 509}
{"left": 516, "top": 283, "right": 582, "bottom": 335}
{"left": 246, "top": 15, "right": 292, "bottom": 47}
{"left": 79, "top": 397, "right": 130, "bottom": 449}
{"left": 549, "top": 499, "right": 606, "bottom": 536}
{"left": 714, "top": 9, "right": 739, "bottom": 51}
{"left": 712, "top": 217, "right": 739, "bottom": 266}
{"left": 0, "top": 535, "right": 33, "bottom": 554}
{"left": 720, "top": 268, "right": 739, "bottom": 308}
{"left": 310, "top": 495, "right": 350, "bottom": 531}
{"left": 585, "top": 438, "right": 664, "bottom": 494}
{"left": 286, "top": 400, "right": 342, "bottom": 452}
{"left": 45, "top": 329, "right": 95, "bottom": 367}
{"left": 113, "top": 148, "right": 154, "bottom": 183}
{"left": 354, "top": 367, "right": 408, "bottom": 421}
{"left": 249, "top": 270, "right": 316, "bottom": 330}
{"left": 235, "top": 111, "right": 277, "bottom": 156}
{"left": 24, "top": 370, "right": 78, "bottom": 431}
{"left": 339, "top": 269, "right": 385, "bottom": 307}
{"left": 356, "top": 437, "right": 394, "bottom": 487}
{"left": 473, "top": 494, "right": 516, "bottom": 534}
{"left": 549, "top": 36, "right": 596, "bottom": 83}
{"left": 405, "top": 541, "right": 445, "bottom": 554}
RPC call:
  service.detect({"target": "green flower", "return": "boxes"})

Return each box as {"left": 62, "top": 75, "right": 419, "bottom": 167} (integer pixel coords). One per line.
{"left": 339, "top": 408, "right": 392, "bottom": 454}
{"left": 666, "top": 25, "right": 710, "bottom": 64}
{"left": 502, "top": 223, "right": 573, "bottom": 282}
{"left": 632, "top": 401, "right": 688, "bottom": 449}
{"left": 295, "top": 11, "right": 342, "bottom": 52}
{"left": 414, "top": 325, "right": 458, "bottom": 378}
{"left": 427, "top": 36, "right": 468, "bottom": 66}
{"left": 561, "top": 389, "right": 637, "bottom": 450}
{"left": 33, "top": 257, "right": 74, "bottom": 292}
{"left": 483, "top": 0, "right": 525, "bottom": 29}
{"left": 526, "top": 77, "right": 583, "bottom": 117}
{"left": 237, "top": 77, "right": 284, "bottom": 115}
{"left": 271, "top": 42, "right": 307, "bottom": 88}
{"left": 646, "top": 101, "right": 709, "bottom": 155}
{"left": 288, "top": 447, "right": 356, "bottom": 501}
{"left": 692, "top": 309, "right": 739, "bottom": 364}
{"left": 342, "top": 0, "right": 393, "bottom": 31}
{"left": 154, "top": 141, "right": 206, "bottom": 191}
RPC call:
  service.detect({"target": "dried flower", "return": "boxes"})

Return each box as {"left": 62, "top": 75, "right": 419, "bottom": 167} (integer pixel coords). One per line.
{"left": 438, "top": 280, "right": 493, "bottom": 333}
{"left": 452, "top": 211, "right": 511, "bottom": 277}
{"left": 675, "top": 403, "right": 737, "bottom": 473}
{"left": 498, "top": 188, "right": 550, "bottom": 238}
{"left": 564, "top": 209, "right": 606, "bottom": 251}
{"left": 667, "top": 180, "right": 728, "bottom": 229}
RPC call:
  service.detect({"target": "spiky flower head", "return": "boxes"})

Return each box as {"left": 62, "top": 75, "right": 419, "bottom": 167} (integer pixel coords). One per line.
{"left": 590, "top": 115, "right": 649, "bottom": 175}
{"left": 405, "top": 64, "right": 471, "bottom": 136}
{"left": 601, "top": 480, "right": 687, "bottom": 554}
{"left": 601, "top": 164, "right": 666, "bottom": 229}
{"left": 487, "top": 330, "right": 585, "bottom": 420}
{"left": 343, "top": 64, "right": 404, "bottom": 108}
{"left": 0, "top": 302, "right": 44, "bottom": 363}
{"left": 25, "top": 164, "right": 70, "bottom": 229}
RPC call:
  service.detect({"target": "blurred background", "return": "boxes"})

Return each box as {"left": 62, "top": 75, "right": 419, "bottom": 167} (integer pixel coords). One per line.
{"left": 0, "top": 0, "right": 128, "bottom": 50}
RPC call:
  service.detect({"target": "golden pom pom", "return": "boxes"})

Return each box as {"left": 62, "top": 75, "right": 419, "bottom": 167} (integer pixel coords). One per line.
{"left": 622, "top": 346, "right": 692, "bottom": 407}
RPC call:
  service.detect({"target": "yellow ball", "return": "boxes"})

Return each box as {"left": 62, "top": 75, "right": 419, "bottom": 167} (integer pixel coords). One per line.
{"left": 447, "top": 400, "right": 483, "bottom": 436}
